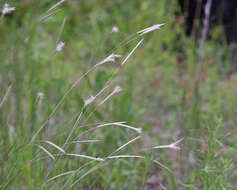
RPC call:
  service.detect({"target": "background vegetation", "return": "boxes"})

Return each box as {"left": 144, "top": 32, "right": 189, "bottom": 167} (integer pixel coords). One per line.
{"left": 0, "top": 0, "right": 236, "bottom": 189}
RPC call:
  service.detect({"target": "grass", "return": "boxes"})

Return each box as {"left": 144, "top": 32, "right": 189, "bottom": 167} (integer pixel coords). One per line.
{"left": 0, "top": 0, "right": 237, "bottom": 189}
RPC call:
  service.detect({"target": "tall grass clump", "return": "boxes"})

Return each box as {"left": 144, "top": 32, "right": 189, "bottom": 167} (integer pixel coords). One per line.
{"left": 0, "top": 1, "right": 184, "bottom": 189}
{"left": 1, "top": 0, "right": 237, "bottom": 189}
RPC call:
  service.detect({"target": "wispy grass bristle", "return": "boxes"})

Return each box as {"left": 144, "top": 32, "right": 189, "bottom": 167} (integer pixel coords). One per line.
{"left": 44, "top": 140, "right": 66, "bottom": 154}
{"left": 109, "top": 136, "right": 141, "bottom": 156}
{"left": 95, "top": 122, "right": 142, "bottom": 134}
{"left": 0, "top": 85, "right": 12, "bottom": 108}
{"left": 37, "top": 145, "right": 55, "bottom": 160}
{"left": 71, "top": 140, "right": 101, "bottom": 143}
{"left": 66, "top": 153, "right": 104, "bottom": 161}
{"left": 152, "top": 138, "right": 183, "bottom": 150}
{"left": 121, "top": 39, "right": 144, "bottom": 65}
{"left": 95, "top": 53, "right": 121, "bottom": 67}
{"left": 137, "top": 23, "right": 165, "bottom": 36}
{"left": 99, "top": 85, "right": 122, "bottom": 105}
{"left": 47, "top": 0, "right": 66, "bottom": 12}
{"left": 107, "top": 155, "right": 144, "bottom": 159}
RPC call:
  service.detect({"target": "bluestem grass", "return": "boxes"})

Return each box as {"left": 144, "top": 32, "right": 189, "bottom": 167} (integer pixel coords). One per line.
{"left": 2, "top": 1, "right": 235, "bottom": 188}
{"left": 28, "top": 34, "right": 145, "bottom": 148}
{"left": 9, "top": 5, "right": 178, "bottom": 186}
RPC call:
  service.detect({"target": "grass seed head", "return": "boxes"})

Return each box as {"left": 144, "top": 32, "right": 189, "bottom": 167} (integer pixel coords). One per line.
{"left": 2, "top": 3, "right": 15, "bottom": 15}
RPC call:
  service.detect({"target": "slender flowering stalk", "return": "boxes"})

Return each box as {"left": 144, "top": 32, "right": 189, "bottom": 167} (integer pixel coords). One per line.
{"left": 69, "top": 163, "right": 108, "bottom": 188}
{"left": 107, "top": 155, "right": 144, "bottom": 159}
{"left": 27, "top": 26, "right": 145, "bottom": 148}
{"left": 71, "top": 53, "right": 118, "bottom": 88}
{"left": 47, "top": 170, "right": 77, "bottom": 182}
{"left": 63, "top": 85, "right": 109, "bottom": 148}
{"left": 137, "top": 23, "right": 165, "bottom": 36}
{"left": 46, "top": 161, "right": 94, "bottom": 183}
{"left": 152, "top": 139, "right": 183, "bottom": 150}
{"left": 66, "top": 153, "right": 104, "bottom": 161}
{"left": 47, "top": 0, "right": 66, "bottom": 12}
{"left": 56, "top": 17, "right": 67, "bottom": 44}
{"left": 84, "top": 85, "right": 109, "bottom": 107}
{"left": 109, "top": 136, "right": 141, "bottom": 156}
{"left": 74, "top": 122, "right": 126, "bottom": 140}
{"left": 71, "top": 140, "right": 101, "bottom": 143}
{"left": 96, "top": 122, "right": 142, "bottom": 134}
{"left": 39, "top": 9, "right": 61, "bottom": 22}
{"left": 0, "top": 85, "right": 11, "bottom": 108}
{"left": 121, "top": 39, "right": 144, "bottom": 65}
{"left": 152, "top": 159, "right": 173, "bottom": 174}
{"left": 99, "top": 85, "right": 122, "bottom": 105}
{"left": 1, "top": 3, "right": 15, "bottom": 15}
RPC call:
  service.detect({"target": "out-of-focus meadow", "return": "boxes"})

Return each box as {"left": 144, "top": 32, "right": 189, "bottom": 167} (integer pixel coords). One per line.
{"left": 0, "top": 0, "right": 236, "bottom": 189}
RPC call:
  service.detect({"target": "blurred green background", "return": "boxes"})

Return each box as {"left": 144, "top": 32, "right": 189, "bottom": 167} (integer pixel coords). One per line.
{"left": 0, "top": 0, "right": 236, "bottom": 189}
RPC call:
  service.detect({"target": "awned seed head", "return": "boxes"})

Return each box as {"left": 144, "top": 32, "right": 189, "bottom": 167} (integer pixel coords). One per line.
{"left": 84, "top": 96, "right": 96, "bottom": 107}
{"left": 137, "top": 23, "right": 165, "bottom": 36}
{"left": 1, "top": 3, "right": 15, "bottom": 15}
{"left": 95, "top": 53, "right": 121, "bottom": 67}
{"left": 112, "top": 26, "right": 119, "bottom": 33}
{"left": 152, "top": 138, "right": 183, "bottom": 150}
{"left": 56, "top": 41, "right": 65, "bottom": 52}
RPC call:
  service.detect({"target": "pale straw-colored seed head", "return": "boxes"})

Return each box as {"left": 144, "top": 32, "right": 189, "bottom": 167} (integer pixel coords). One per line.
{"left": 56, "top": 41, "right": 65, "bottom": 52}
{"left": 113, "top": 85, "right": 122, "bottom": 94}
{"left": 168, "top": 138, "right": 183, "bottom": 150}
{"left": 152, "top": 138, "right": 183, "bottom": 150}
{"left": 112, "top": 26, "right": 119, "bottom": 33}
{"left": 137, "top": 23, "right": 165, "bottom": 36}
{"left": 99, "top": 85, "right": 122, "bottom": 105}
{"left": 2, "top": 3, "right": 15, "bottom": 15}
{"left": 37, "top": 92, "right": 44, "bottom": 99}
{"left": 84, "top": 95, "right": 95, "bottom": 106}
{"left": 96, "top": 53, "right": 121, "bottom": 67}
